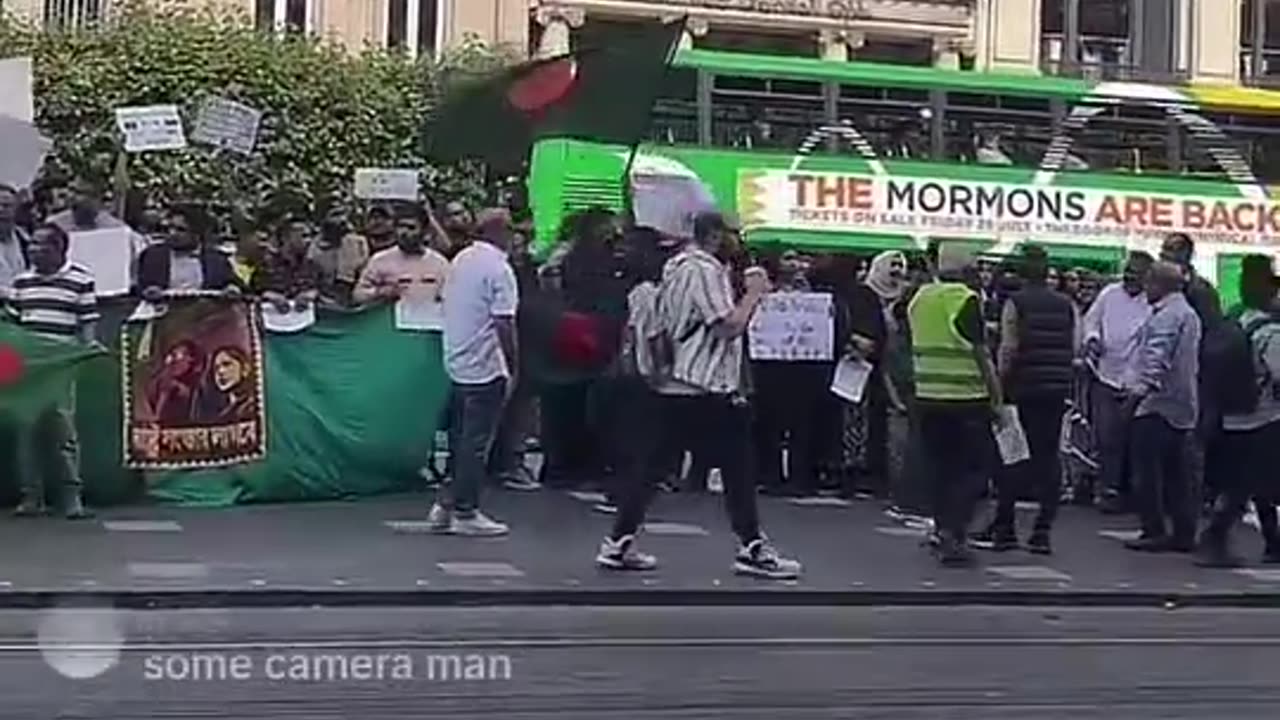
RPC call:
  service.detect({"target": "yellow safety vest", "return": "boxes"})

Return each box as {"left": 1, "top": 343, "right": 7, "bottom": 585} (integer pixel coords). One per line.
{"left": 908, "top": 282, "right": 988, "bottom": 401}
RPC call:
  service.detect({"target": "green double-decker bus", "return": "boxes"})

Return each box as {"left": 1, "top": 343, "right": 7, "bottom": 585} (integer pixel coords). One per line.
{"left": 529, "top": 48, "right": 1280, "bottom": 307}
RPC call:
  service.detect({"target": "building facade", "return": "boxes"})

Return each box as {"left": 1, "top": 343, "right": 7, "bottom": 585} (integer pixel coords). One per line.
{"left": 5, "top": 0, "right": 1273, "bottom": 86}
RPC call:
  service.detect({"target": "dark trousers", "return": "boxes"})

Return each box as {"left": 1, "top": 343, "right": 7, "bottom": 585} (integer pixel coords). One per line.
{"left": 613, "top": 392, "right": 762, "bottom": 544}
{"left": 489, "top": 372, "right": 533, "bottom": 480}
{"left": 751, "top": 361, "right": 827, "bottom": 494}
{"left": 1131, "top": 414, "right": 1196, "bottom": 544}
{"left": 1203, "top": 421, "right": 1280, "bottom": 552}
{"left": 1091, "top": 379, "right": 1131, "bottom": 500}
{"left": 992, "top": 395, "right": 1066, "bottom": 535}
{"left": 859, "top": 375, "right": 890, "bottom": 495}
{"left": 890, "top": 404, "right": 932, "bottom": 516}
{"left": 442, "top": 378, "right": 507, "bottom": 517}
{"left": 918, "top": 402, "right": 994, "bottom": 541}
{"left": 538, "top": 380, "right": 602, "bottom": 488}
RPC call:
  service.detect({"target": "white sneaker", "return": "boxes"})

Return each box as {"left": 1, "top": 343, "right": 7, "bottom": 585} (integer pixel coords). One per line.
{"left": 595, "top": 535, "right": 658, "bottom": 571}
{"left": 427, "top": 502, "right": 454, "bottom": 534}
{"left": 733, "top": 537, "right": 802, "bottom": 580}
{"left": 452, "top": 511, "right": 510, "bottom": 537}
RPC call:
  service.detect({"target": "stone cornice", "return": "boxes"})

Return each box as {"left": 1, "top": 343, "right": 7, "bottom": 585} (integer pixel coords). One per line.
{"left": 534, "top": 0, "right": 973, "bottom": 36}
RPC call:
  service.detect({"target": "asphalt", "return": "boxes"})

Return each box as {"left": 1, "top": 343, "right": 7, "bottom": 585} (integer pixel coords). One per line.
{"left": 5, "top": 605, "right": 1280, "bottom": 718}
{"left": 0, "top": 488, "right": 1278, "bottom": 607}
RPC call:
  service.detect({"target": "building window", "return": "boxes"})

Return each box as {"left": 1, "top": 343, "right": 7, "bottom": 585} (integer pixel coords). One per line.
{"left": 44, "top": 0, "right": 106, "bottom": 29}
{"left": 418, "top": 0, "right": 440, "bottom": 57}
{"left": 254, "top": 0, "right": 311, "bottom": 33}
{"left": 388, "top": 0, "right": 441, "bottom": 57}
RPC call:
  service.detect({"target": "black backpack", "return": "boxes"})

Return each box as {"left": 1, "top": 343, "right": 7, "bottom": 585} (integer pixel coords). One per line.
{"left": 1215, "top": 311, "right": 1280, "bottom": 416}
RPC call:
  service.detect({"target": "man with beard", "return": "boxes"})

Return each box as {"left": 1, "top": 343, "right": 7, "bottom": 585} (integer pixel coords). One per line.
{"left": 353, "top": 205, "right": 449, "bottom": 306}
{"left": 135, "top": 204, "right": 241, "bottom": 297}
{"left": 308, "top": 205, "right": 369, "bottom": 307}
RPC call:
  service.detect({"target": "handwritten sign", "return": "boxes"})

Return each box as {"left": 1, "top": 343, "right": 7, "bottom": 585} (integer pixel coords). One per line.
{"left": 747, "top": 291, "right": 834, "bottom": 361}
{"left": 354, "top": 168, "right": 420, "bottom": 201}
{"left": 191, "top": 97, "right": 262, "bottom": 155}
{"left": 115, "top": 105, "right": 186, "bottom": 152}
{"left": 394, "top": 292, "right": 444, "bottom": 332}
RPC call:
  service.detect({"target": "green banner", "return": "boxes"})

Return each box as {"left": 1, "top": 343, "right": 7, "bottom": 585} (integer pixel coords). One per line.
{"left": 62, "top": 302, "right": 448, "bottom": 507}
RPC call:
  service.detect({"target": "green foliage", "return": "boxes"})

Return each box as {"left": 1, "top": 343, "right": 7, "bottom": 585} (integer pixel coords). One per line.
{"left": 0, "top": 0, "right": 514, "bottom": 228}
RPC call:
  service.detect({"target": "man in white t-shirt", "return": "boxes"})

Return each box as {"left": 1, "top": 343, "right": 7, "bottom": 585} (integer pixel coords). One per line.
{"left": 428, "top": 209, "right": 520, "bottom": 537}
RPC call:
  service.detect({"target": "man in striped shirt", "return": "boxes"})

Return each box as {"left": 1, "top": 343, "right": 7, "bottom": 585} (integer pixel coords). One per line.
{"left": 596, "top": 212, "right": 802, "bottom": 579}
{"left": 8, "top": 223, "right": 98, "bottom": 519}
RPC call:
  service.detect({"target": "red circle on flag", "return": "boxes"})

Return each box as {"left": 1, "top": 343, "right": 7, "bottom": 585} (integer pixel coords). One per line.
{"left": 506, "top": 58, "right": 579, "bottom": 113}
{"left": 0, "top": 344, "right": 24, "bottom": 386}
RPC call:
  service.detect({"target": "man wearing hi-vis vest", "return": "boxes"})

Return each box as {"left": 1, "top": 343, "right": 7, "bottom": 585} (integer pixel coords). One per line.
{"left": 909, "top": 242, "right": 1004, "bottom": 567}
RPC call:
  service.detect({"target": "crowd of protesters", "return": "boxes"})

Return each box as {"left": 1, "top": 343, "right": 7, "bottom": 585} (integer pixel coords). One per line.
{"left": 2, "top": 171, "right": 1279, "bottom": 575}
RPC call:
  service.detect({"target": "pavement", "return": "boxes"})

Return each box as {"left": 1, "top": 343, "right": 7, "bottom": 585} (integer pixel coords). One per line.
{"left": 4, "top": 605, "right": 1280, "bottom": 717}
{"left": 1, "top": 487, "right": 1280, "bottom": 607}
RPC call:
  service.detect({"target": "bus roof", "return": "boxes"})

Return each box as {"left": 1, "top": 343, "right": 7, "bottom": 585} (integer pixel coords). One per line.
{"left": 674, "top": 48, "right": 1280, "bottom": 112}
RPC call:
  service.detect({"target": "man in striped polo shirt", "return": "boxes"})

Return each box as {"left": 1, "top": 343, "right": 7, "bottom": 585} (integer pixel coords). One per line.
{"left": 8, "top": 223, "right": 99, "bottom": 519}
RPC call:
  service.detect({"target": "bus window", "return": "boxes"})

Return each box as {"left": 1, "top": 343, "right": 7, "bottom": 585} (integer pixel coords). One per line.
{"left": 835, "top": 85, "right": 930, "bottom": 159}
{"left": 945, "top": 92, "right": 1055, "bottom": 167}
{"left": 711, "top": 75, "right": 825, "bottom": 150}
{"left": 650, "top": 65, "right": 698, "bottom": 145}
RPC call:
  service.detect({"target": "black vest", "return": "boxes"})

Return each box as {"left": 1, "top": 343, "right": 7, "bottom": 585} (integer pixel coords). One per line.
{"left": 1009, "top": 286, "right": 1075, "bottom": 398}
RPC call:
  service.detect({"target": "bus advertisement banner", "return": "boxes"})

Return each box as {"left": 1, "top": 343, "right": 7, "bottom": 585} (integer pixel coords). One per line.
{"left": 739, "top": 169, "right": 1280, "bottom": 248}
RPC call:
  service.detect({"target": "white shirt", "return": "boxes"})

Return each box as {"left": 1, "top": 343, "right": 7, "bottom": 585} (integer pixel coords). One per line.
{"left": 1082, "top": 281, "right": 1151, "bottom": 389}
{"left": 443, "top": 241, "right": 518, "bottom": 385}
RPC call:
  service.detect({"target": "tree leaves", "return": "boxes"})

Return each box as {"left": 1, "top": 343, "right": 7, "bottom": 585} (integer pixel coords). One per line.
{"left": 0, "top": 0, "right": 509, "bottom": 229}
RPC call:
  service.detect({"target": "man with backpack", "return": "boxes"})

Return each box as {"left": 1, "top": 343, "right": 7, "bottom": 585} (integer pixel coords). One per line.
{"left": 1196, "top": 255, "right": 1280, "bottom": 567}
{"left": 594, "top": 212, "right": 802, "bottom": 580}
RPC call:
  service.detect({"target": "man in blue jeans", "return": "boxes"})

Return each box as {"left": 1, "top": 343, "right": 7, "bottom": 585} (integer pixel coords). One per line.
{"left": 429, "top": 209, "right": 520, "bottom": 537}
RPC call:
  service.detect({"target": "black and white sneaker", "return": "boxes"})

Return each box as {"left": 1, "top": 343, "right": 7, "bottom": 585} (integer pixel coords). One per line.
{"left": 595, "top": 535, "right": 658, "bottom": 571}
{"left": 733, "top": 537, "right": 802, "bottom": 580}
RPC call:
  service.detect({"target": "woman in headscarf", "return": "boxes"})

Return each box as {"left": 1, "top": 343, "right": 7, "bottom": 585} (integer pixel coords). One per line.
{"left": 859, "top": 252, "right": 912, "bottom": 502}
{"left": 867, "top": 251, "right": 931, "bottom": 524}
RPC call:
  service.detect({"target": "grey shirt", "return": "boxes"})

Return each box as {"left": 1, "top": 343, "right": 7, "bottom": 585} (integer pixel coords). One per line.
{"left": 0, "top": 226, "right": 28, "bottom": 294}
{"left": 1127, "top": 291, "right": 1201, "bottom": 431}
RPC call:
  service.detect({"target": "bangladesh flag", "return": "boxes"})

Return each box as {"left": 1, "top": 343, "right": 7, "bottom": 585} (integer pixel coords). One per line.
{"left": 0, "top": 322, "right": 106, "bottom": 422}
{"left": 425, "top": 18, "right": 686, "bottom": 170}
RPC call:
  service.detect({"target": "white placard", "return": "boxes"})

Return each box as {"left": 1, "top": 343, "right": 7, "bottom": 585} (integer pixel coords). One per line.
{"left": 0, "top": 56, "right": 34, "bottom": 122}
{"left": 394, "top": 294, "right": 444, "bottom": 332}
{"left": 0, "top": 114, "right": 50, "bottom": 189}
{"left": 115, "top": 105, "right": 186, "bottom": 153}
{"left": 127, "top": 300, "right": 166, "bottom": 323}
{"left": 191, "top": 97, "right": 262, "bottom": 155}
{"left": 747, "top": 291, "right": 834, "bottom": 361}
{"left": 354, "top": 168, "right": 420, "bottom": 201}
{"left": 993, "top": 405, "right": 1031, "bottom": 466}
{"left": 261, "top": 303, "right": 316, "bottom": 333}
{"left": 830, "top": 356, "right": 873, "bottom": 403}
{"left": 68, "top": 227, "right": 134, "bottom": 296}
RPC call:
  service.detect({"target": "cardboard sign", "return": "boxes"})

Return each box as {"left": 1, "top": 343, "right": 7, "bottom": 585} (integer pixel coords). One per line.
{"left": 353, "top": 169, "right": 420, "bottom": 201}
{"left": 747, "top": 291, "right": 834, "bottom": 361}
{"left": 0, "top": 56, "right": 34, "bottom": 123}
{"left": 191, "top": 97, "right": 262, "bottom": 155}
{"left": 69, "top": 227, "right": 135, "bottom": 296}
{"left": 115, "top": 105, "right": 186, "bottom": 153}
{"left": 0, "top": 114, "right": 50, "bottom": 189}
